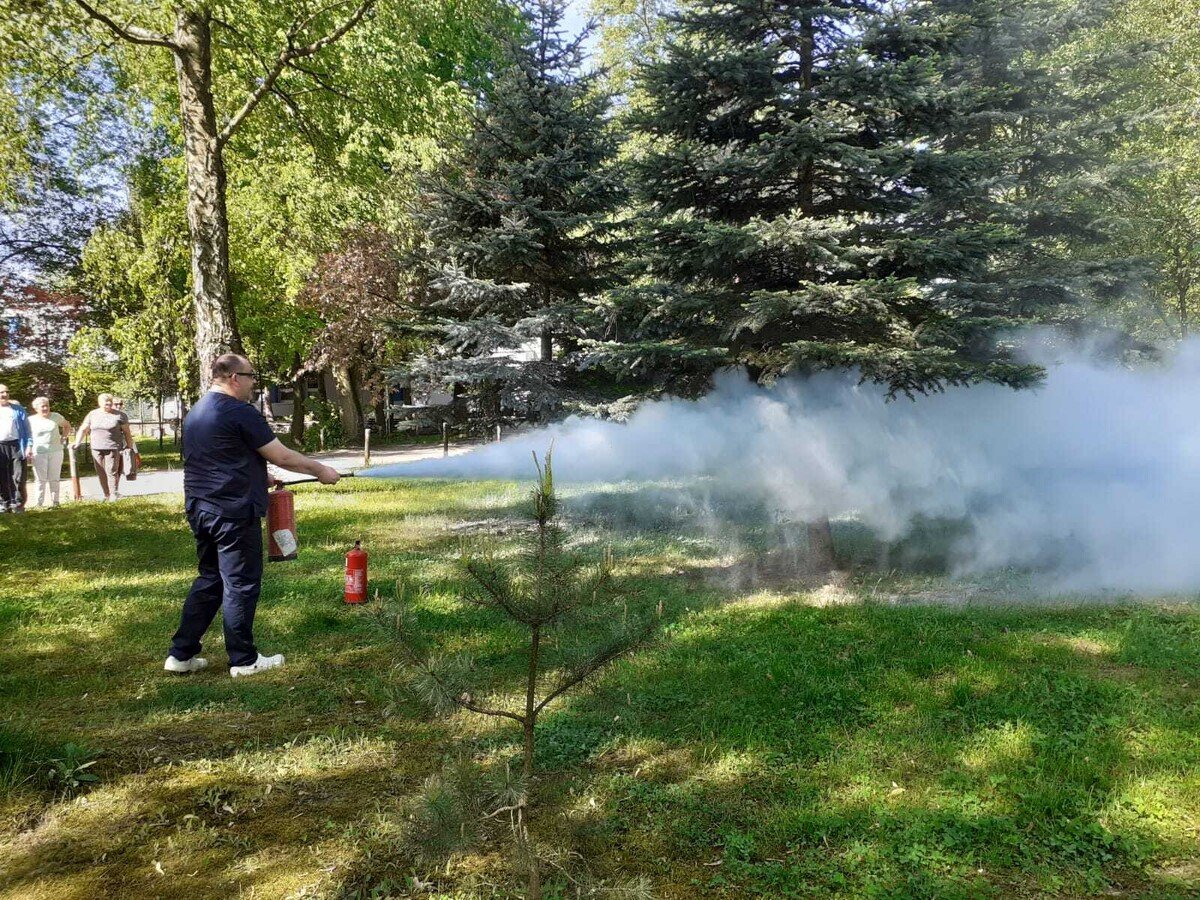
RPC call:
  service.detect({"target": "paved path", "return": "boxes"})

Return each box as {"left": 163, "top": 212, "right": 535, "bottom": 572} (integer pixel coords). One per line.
{"left": 65, "top": 444, "right": 475, "bottom": 502}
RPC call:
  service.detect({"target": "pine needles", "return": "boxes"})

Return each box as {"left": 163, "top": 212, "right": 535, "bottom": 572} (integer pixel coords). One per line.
{"left": 385, "top": 448, "right": 658, "bottom": 898}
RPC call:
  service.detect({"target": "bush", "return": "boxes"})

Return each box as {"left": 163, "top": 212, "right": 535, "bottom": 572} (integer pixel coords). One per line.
{"left": 0, "top": 361, "right": 88, "bottom": 423}
{"left": 301, "top": 399, "right": 345, "bottom": 452}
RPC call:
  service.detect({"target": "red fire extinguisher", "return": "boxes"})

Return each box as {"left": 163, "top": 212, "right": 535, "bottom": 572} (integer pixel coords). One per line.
{"left": 267, "top": 482, "right": 298, "bottom": 562}
{"left": 345, "top": 540, "right": 368, "bottom": 604}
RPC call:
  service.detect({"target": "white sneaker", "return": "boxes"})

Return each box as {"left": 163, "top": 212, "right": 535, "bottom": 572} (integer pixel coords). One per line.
{"left": 164, "top": 655, "right": 208, "bottom": 674}
{"left": 230, "top": 653, "right": 285, "bottom": 678}
{"left": 112, "top": 492, "right": 121, "bottom": 500}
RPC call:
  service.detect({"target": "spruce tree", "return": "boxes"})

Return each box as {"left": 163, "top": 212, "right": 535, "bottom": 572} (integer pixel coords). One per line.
{"left": 594, "top": 0, "right": 1134, "bottom": 397}
{"left": 410, "top": 0, "right": 625, "bottom": 422}
{"left": 931, "top": 0, "right": 1143, "bottom": 344}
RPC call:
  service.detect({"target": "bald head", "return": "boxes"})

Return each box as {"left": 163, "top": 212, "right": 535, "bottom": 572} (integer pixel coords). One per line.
{"left": 210, "top": 353, "right": 259, "bottom": 402}
{"left": 212, "top": 353, "right": 251, "bottom": 382}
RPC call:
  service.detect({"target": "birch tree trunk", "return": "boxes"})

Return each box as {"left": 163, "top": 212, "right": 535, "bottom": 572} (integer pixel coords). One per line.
{"left": 173, "top": 8, "right": 241, "bottom": 389}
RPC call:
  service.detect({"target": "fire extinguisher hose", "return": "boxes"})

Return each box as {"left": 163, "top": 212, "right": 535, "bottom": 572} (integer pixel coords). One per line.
{"left": 275, "top": 471, "right": 357, "bottom": 486}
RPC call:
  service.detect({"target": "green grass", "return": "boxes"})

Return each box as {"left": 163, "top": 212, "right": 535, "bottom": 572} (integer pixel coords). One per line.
{"left": 2, "top": 480, "right": 1200, "bottom": 898}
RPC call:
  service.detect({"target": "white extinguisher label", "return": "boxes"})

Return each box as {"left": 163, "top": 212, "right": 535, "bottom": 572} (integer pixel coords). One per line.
{"left": 346, "top": 571, "right": 364, "bottom": 594}
{"left": 273, "top": 529, "right": 298, "bottom": 556}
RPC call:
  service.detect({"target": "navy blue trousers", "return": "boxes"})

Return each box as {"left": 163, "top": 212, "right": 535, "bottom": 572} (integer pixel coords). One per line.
{"left": 0, "top": 440, "right": 24, "bottom": 511}
{"left": 169, "top": 510, "right": 262, "bottom": 667}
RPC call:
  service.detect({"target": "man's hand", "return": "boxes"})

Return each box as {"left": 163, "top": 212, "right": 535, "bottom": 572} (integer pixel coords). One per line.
{"left": 257, "top": 439, "right": 343, "bottom": 485}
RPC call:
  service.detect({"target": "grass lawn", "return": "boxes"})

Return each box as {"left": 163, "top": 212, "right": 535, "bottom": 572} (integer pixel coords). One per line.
{"left": 2, "top": 478, "right": 1200, "bottom": 898}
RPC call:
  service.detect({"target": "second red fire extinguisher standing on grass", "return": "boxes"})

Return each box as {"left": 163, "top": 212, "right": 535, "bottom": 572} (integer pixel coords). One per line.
{"left": 345, "top": 540, "right": 368, "bottom": 604}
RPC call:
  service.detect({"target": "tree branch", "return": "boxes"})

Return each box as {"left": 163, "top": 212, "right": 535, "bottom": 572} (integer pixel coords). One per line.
{"left": 454, "top": 693, "right": 526, "bottom": 725}
{"left": 534, "top": 631, "right": 648, "bottom": 716}
{"left": 72, "top": 0, "right": 176, "bottom": 49}
{"left": 287, "top": 61, "right": 359, "bottom": 105}
{"left": 483, "top": 802, "right": 524, "bottom": 819}
{"left": 218, "top": 0, "right": 377, "bottom": 146}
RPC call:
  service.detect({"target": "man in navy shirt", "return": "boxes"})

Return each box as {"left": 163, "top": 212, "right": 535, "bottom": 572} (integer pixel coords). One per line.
{"left": 166, "top": 353, "right": 340, "bottom": 678}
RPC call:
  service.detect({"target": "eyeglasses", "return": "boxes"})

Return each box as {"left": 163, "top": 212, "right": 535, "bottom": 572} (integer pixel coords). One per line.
{"left": 234, "top": 371, "right": 259, "bottom": 381}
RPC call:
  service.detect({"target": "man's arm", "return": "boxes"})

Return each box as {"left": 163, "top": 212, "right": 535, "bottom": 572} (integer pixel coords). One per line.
{"left": 18, "top": 409, "right": 32, "bottom": 459}
{"left": 256, "top": 439, "right": 341, "bottom": 484}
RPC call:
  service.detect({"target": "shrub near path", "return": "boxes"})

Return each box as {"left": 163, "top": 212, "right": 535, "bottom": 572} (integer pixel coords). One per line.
{"left": 1, "top": 480, "right": 1199, "bottom": 898}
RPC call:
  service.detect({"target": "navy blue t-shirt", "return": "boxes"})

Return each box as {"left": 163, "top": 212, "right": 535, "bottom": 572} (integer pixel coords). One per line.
{"left": 183, "top": 391, "right": 276, "bottom": 519}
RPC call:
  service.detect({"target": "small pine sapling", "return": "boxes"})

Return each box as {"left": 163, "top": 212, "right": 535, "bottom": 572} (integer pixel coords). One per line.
{"left": 394, "top": 449, "right": 656, "bottom": 898}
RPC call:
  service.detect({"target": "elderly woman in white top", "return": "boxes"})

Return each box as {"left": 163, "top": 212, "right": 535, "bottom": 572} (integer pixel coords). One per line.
{"left": 29, "top": 396, "right": 71, "bottom": 508}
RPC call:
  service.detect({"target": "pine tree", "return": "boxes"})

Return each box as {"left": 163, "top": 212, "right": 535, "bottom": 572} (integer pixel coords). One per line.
{"left": 591, "top": 0, "right": 1135, "bottom": 398}
{"left": 410, "top": 0, "right": 625, "bottom": 423}
{"left": 931, "top": 0, "right": 1144, "bottom": 344}
{"left": 390, "top": 450, "right": 656, "bottom": 898}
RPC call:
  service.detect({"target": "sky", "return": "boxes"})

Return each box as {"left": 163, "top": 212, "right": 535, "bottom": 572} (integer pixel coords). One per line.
{"left": 562, "top": 0, "right": 601, "bottom": 60}
{"left": 563, "top": 0, "right": 592, "bottom": 36}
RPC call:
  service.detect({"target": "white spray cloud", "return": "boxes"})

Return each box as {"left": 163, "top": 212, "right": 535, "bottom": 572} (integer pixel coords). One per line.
{"left": 367, "top": 338, "right": 1200, "bottom": 593}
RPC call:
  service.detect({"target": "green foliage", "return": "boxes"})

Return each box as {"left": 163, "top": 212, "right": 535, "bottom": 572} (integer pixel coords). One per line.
{"left": 0, "top": 729, "right": 100, "bottom": 800}
{"left": 602, "top": 0, "right": 1141, "bottom": 397}
{"left": 1077, "top": 0, "right": 1200, "bottom": 340}
{"left": 300, "top": 398, "right": 345, "bottom": 452}
{"left": 64, "top": 326, "right": 119, "bottom": 401}
{"left": 399, "top": 766, "right": 483, "bottom": 866}
{"left": 388, "top": 451, "right": 656, "bottom": 897}
{"left": 589, "top": 0, "right": 673, "bottom": 97}
{"left": 409, "top": 0, "right": 626, "bottom": 421}
{"left": 44, "top": 742, "right": 100, "bottom": 798}
{"left": 0, "top": 360, "right": 87, "bottom": 423}
{"left": 2, "top": 0, "right": 515, "bottom": 391}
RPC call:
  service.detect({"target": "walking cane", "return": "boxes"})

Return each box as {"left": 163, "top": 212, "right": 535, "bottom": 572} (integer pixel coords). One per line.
{"left": 68, "top": 444, "right": 82, "bottom": 502}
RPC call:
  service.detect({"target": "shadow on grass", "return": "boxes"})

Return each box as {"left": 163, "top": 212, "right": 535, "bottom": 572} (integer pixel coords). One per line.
{"left": 0, "top": 739, "right": 439, "bottom": 898}
{"left": 6, "top": 480, "right": 1200, "bottom": 897}
{"left": 507, "top": 602, "right": 1200, "bottom": 897}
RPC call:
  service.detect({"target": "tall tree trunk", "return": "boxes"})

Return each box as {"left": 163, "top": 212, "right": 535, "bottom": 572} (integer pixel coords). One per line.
{"left": 289, "top": 366, "right": 307, "bottom": 446}
{"left": 522, "top": 625, "right": 541, "bottom": 900}
{"left": 374, "top": 396, "right": 388, "bottom": 436}
{"left": 807, "top": 517, "right": 836, "bottom": 573}
{"left": 333, "top": 365, "right": 363, "bottom": 439}
{"left": 540, "top": 328, "right": 553, "bottom": 362}
{"left": 174, "top": 8, "right": 241, "bottom": 390}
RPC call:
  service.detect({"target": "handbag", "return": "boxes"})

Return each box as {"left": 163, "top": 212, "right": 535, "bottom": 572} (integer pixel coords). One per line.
{"left": 122, "top": 447, "right": 139, "bottom": 481}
